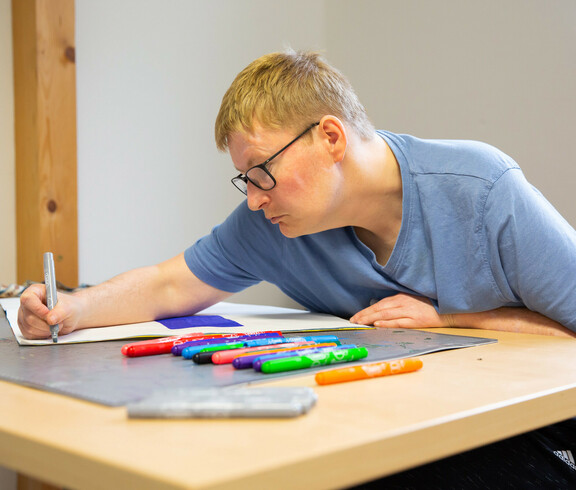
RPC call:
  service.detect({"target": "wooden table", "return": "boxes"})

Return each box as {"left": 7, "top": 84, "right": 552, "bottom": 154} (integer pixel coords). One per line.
{"left": 1, "top": 327, "right": 575, "bottom": 490}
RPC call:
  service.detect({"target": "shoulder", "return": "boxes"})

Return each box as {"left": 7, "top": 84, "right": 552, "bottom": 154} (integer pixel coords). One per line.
{"left": 377, "top": 130, "right": 519, "bottom": 183}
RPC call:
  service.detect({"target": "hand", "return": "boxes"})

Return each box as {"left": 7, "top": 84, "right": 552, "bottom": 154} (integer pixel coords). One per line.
{"left": 17, "top": 284, "right": 81, "bottom": 339}
{"left": 350, "top": 293, "right": 454, "bottom": 329}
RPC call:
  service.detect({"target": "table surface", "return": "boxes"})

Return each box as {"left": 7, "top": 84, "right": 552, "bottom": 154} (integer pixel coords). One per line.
{"left": 1, "top": 322, "right": 575, "bottom": 490}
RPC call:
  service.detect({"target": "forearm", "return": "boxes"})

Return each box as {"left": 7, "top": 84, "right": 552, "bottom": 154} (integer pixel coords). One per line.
{"left": 71, "top": 254, "right": 230, "bottom": 329}
{"left": 18, "top": 253, "right": 232, "bottom": 339}
{"left": 449, "top": 307, "right": 576, "bottom": 338}
{"left": 72, "top": 266, "right": 172, "bottom": 328}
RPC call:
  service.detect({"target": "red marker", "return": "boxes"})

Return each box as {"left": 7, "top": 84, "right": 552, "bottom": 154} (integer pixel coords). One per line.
{"left": 121, "top": 331, "right": 281, "bottom": 357}
{"left": 122, "top": 334, "right": 215, "bottom": 357}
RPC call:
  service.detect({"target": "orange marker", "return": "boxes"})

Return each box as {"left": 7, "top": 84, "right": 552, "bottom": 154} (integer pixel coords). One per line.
{"left": 315, "top": 357, "right": 423, "bottom": 385}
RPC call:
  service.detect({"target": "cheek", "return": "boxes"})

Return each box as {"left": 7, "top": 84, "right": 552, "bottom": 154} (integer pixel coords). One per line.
{"left": 277, "top": 150, "right": 340, "bottom": 211}
{"left": 282, "top": 174, "right": 322, "bottom": 210}
{"left": 274, "top": 165, "right": 312, "bottom": 203}
{"left": 285, "top": 171, "right": 339, "bottom": 220}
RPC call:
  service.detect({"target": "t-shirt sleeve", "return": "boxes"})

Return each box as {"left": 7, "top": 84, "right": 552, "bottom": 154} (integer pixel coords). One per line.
{"left": 184, "top": 201, "right": 283, "bottom": 293}
{"left": 484, "top": 168, "right": 576, "bottom": 332}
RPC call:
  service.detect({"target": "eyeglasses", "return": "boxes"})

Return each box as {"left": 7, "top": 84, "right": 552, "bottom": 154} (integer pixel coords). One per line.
{"left": 231, "top": 122, "right": 320, "bottom": 195}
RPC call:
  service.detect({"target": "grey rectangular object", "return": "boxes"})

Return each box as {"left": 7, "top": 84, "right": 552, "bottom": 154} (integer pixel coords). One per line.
{"left": 0, "top": 310, "right": 495, "bottom": 407}
{"left": 126, "top": 387, "right": 318, "bottom": 419}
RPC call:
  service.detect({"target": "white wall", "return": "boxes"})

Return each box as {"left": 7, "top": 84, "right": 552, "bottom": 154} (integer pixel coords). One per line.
{"left": 0, "top": 0, "right": 15, "bottom": 285}
{"left": 326, "top": 0, "right": 576, "bottom": 226}
{"left": 75, "top": 0, "right": 325, "bottom": 306}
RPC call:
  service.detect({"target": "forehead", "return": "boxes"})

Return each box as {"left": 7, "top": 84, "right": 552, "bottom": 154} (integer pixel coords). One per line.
{"left": 228, "top": 123, "right": 293, "bottom": 170}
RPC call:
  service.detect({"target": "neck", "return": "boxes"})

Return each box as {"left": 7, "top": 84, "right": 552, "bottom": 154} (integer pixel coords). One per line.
{"left": 341, "top": 133, "right": 403, "bottom": 264}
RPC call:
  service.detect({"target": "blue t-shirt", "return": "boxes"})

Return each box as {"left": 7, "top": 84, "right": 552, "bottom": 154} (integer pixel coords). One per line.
{"left": 185, "top": 131, "right": 576, "bottom": 332}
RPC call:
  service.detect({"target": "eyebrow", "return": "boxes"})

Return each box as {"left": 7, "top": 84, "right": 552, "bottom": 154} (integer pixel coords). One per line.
{"left": 236, "top": 152, "right": 269, "bottom": 174}
{"left": 234, "top": 160, "right": 255, "bottom": 174}
{"left": 234, "top": 122, "right": 319, "bottom": 175}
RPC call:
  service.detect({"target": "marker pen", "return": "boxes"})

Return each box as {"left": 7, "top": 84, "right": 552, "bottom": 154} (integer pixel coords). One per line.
{"left": 260, "top": 347, "right": 369, "bottom": 374}
{"left": 122, "top": 333, "right": 227, "bottom": 357}
{"left": 231, "top": 343, "right": 340, "bottom": 369}
{"left": 182, "top": 341, "right": 246, "bottom": 360}
{"left": 190, "top": 341, "right": 314, "bottom": 364}
{"left": 210, "top": 341, "right": 317, "bottom": 364}
{"left": 315, "top": 357, "right": 423, "bottom": 385}
{"left": 236, "top": 334, "right": 341, "bottom": 350}
{"left": 252, "top": 345, "right": 358, "bottom": 372}
{"left": 171, "top": 332, "right": 282, "bottom": 356}
{"left": 43, "top": 252, "right": 59, "bottom": 343}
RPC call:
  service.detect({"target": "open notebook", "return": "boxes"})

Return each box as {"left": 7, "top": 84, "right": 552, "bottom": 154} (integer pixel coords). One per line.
{"left": 0, "top": 298, "right": 366, "bottom": 346}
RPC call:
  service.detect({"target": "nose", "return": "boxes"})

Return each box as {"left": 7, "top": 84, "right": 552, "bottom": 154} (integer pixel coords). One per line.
{"left": 246, "top": 184, "right": 270, "bottom": 211}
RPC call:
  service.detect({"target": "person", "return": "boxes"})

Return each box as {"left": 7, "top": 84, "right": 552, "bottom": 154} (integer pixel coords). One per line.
{"left": 18, "top": 49, "right": 576, "bottom": 340}
{"left": 16, "top": 50, "right": 576, "bottom": 487}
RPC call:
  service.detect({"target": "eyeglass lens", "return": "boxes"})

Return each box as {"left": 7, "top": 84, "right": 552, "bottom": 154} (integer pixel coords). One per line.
{"left": 231, "top": 122, "right": 319, "bottom": 195}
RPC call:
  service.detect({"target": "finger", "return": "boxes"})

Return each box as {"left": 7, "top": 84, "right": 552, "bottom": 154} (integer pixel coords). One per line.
{"left": 19, "top": 284, "right": 50, "bottom": 318}
{"left": 18, "top": 285, "right": 65, "bottom": 339}
{"left": 373, "top": 317, "right": 423, "bottom": 329}
{"left": 23, "top": 286, "right": 72, "bottom": 326}
{"left": 350, "top": 296, "right": 405, "bottom": 324}
{"left": 351, "top": 307, "right": 402, "bottom": 326}
{"left": 350, "top": 297, "right": 392, "bottom": 323}
{"left": 17, "top": 307, "right": 52, "bottom": 339}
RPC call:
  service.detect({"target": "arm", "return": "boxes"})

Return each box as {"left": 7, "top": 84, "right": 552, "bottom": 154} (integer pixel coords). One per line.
{"left": 350, "top": 293, "right": 576, "bottom": 338}
{"left": 483, "top": 169, "right": 576, "bottom": 334}
{"left": 451, "top": 307, "right": 576, "bottom": 338}
{"left": 18, "top": 253, "right": 232, "bottom": 340}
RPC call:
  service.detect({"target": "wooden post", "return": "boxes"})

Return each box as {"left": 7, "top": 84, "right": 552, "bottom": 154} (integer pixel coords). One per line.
{"left": 12, "top": 0, "right": 78, "bottom": 287}
{"left": 17, "top": 474, "right": 62, "bottom": 490}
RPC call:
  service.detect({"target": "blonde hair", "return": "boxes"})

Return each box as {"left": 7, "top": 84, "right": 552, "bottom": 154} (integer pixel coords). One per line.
{"left": 215, "top": 49, "right": 374, "bottom": 151}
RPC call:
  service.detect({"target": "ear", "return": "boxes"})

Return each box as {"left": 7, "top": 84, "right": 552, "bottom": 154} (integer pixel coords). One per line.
{"left": 317, "top": 115, "right": 347, "bottom": 163}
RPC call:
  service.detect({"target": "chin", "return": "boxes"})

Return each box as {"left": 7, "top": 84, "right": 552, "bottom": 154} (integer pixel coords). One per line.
{"left": 278, "top": 223, "right": 303, "bottom": 238}
{"left": 279, "top": 221, "right": 326, "bottom": 239}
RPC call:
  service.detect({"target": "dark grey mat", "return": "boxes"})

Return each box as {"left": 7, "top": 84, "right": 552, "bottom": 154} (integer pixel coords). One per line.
{"left": 0, "top": 309, "right": 496, "bottom": 406}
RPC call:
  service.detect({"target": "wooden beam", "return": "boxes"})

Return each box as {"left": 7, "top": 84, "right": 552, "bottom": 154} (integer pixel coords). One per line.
{"left": 17, "top": 473, "right": 61, "bottom": 490}
{"left": 13, "top": 0, "right": 78, "bottom": 287}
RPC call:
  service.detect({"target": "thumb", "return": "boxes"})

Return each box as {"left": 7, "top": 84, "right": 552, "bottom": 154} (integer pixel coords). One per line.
{"left": 45, "top": 306, "right": 61, "bottom": 326}
{"left": 44, "top": 295, "right": 74, "bottom": 326}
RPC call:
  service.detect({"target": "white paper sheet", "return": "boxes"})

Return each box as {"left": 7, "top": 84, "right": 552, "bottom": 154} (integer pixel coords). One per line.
{"left": 0, "top": 298, "right": 363, "bottom": 346}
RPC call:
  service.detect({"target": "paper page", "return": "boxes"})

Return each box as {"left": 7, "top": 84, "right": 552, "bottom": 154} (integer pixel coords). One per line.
{"left": 0, "top": 298, "right": 363, "bottom": 346}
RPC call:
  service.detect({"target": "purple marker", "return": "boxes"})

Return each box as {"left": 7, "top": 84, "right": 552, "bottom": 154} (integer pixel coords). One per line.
{"left": 232, "top": 345, "right": 356, "bottom": 370}
{"left": 171, "top": 332, "right": 281, "bottom": 356}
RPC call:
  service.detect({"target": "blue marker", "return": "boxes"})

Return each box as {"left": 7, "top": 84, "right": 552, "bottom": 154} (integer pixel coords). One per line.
{"left": 171, "top": 332, "right": 281, "bottom": 356}
{"left": 182, "top": 341, "right": 246, "bottom": 359}
{"left": 181, "top": 335, "right": 340, "bottom": 359}
{"left": 242, "top": 335, "right": 341, "bottom": 349}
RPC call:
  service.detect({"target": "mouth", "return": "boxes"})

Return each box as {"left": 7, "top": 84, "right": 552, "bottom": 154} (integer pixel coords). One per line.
{"left": 269, "top": 215, "right": 285, "bottom": 225}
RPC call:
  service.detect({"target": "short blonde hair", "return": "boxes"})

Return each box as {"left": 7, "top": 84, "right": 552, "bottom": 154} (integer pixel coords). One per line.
{"left": 215, "top": 50, "right": 374, "bottom": 151}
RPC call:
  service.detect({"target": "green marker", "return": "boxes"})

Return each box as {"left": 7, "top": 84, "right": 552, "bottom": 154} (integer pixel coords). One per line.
{"left": 182, "top": 342, "right": 245, "bottom": 359}
{"left": 199, "top": 342, "right": 246, "bottom": 353}
{"left": 260, "top": 347, "right": 369, "bottom": 374}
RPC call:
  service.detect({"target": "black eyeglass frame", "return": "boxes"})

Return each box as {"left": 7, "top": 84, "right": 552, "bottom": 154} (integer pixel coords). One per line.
{"left": 231, "top": 122, "right": 320, "bottom": 195}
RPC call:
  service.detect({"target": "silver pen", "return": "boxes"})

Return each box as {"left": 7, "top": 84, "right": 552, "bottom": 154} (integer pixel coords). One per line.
{"left": 43, "top": 252, "right": 59, "bottom": 343}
